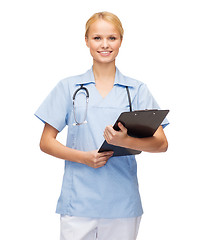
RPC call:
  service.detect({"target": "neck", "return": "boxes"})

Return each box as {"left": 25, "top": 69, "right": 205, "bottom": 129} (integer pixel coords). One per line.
{"left": 92, "top": 61, "right": 116, "bottom": 82}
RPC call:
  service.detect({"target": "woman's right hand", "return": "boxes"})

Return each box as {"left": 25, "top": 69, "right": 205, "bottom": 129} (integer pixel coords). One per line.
{"left": 84, "top": 150, "right": 114, "bottom": 168}
{"left": 40, "top": 123, "right": 114, "bottom": 167}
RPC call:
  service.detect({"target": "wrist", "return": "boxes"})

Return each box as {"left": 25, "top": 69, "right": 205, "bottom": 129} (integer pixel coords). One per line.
{"left": 69, "top": 149, "right": 89, "bottom": 165}
{"left": 116, "top": 134, "right": 131, "bottom": 148}
{"left": 123, "top": 135, "right": 131, "bottom": 148}
{"left": 80, "top": 150, "right": 94, "bottom": 165}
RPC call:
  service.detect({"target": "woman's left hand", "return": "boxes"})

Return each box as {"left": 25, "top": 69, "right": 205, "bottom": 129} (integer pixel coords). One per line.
{"left": 104, "top": 122, "right": 128, "bottom": 147}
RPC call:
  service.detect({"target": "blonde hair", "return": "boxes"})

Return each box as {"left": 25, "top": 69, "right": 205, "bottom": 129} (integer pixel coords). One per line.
{"left": 85, "top": 11, "right": 124, "bottom": 40}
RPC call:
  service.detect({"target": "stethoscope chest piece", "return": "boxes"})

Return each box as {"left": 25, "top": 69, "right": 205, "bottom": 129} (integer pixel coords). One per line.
{"left": 72, "top": 120, "right": 87, "bottom": 126}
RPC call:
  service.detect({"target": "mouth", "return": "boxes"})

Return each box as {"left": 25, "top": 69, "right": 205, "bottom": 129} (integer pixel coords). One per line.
{"left": 97, "top": 51, "right": 113, "bottom": 56}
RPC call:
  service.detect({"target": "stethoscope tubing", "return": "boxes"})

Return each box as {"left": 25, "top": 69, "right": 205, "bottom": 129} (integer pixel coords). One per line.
{"left": 73, "top": 84, "right": 89, "bottom": 125}
{"left": 72, "top": 84, "right": 132, "bottom": 125}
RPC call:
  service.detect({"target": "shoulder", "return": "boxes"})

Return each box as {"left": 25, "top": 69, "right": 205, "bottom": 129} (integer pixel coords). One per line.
{"left": 118, "top": 69, "right": 145, "bottom": 90}
{"left": 125, "top": 75, "right": 144, "bottom": 88}
{"left": 59, "top": 72, "right": 86, "bottom": 86}
{"left": 117, "top": 70, "right": 154, "bottom": 102}
{"left": 49, "top": 71, "right": 87, "bottom": 100}
{"left": 57, "top": 69, "right": 90, "bottom": 91}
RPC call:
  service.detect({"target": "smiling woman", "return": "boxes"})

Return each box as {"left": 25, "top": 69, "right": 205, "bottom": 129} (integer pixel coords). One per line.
{"left": 84, "top": 12, "right": 125, "bottom": 98}
{"left": 85, "top": 17, "right": 123, "bottom": 65}
{"left": 35, "top": 11, "right": 169, "bottom": 240}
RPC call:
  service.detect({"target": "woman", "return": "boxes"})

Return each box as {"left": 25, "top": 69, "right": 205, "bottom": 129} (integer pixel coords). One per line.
{"left": 35, "top": 11, "right": 169, "bottom": 240}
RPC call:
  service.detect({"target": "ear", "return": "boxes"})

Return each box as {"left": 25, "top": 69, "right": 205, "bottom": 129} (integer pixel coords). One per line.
{"left": 85, "top": 37, "right": 89, "bottom": 48}
{"left": 119, "top": 38, "right": 123, "bottom": 47}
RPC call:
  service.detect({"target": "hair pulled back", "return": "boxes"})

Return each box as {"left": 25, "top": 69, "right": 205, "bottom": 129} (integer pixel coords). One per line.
{"left": 85, "top": 12, "right": 124, "bottom": 40}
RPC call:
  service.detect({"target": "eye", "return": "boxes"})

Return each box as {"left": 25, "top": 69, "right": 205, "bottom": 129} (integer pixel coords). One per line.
{"left": 94, "top": 36, "right": 101, "bottom": 40}
{"left": 109, "top": 37, "right": 116, "bottom": 40}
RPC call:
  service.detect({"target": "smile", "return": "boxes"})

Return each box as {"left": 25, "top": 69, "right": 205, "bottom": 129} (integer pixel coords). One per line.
{"left": 97, "top": 51, "right": 113, "bottom": 56}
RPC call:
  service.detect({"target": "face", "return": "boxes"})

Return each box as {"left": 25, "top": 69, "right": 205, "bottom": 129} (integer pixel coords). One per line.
{"left": 85, "top": 19, "right": 122, "bottom": 64}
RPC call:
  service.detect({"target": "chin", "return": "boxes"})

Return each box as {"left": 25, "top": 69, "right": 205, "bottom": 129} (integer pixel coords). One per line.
{"left": 94, "top": 56, "right": 116, "bottom": 64}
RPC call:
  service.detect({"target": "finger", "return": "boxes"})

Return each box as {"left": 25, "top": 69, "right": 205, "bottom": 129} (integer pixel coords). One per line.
{"left": 98, "top": 151, "right": 114, "bottom": 158}
{"left": 96, "top": 155, "right": 113, "bottom": 165}
{"left": 104, "top": 127, "right": 115, "bottom": 142}
{"left": 100, "top": 154, "right": 113, "bottom": 161}
{"left": 105, "top": 125, "right": 115, "bottom": 135}
{"left": 104, "top": 131, "right": 111, "bottom": 143}
{"left": 118, "top": 122, "right": 126, "bottom": 132}
{"left": 94, "top": 156, "right": 111, "bottom": 168}
{"left": 97, "top": 153, "right": 114, "bottom": 166}
{"left": 96, "top": 160, "right": 107, "bottom": 167}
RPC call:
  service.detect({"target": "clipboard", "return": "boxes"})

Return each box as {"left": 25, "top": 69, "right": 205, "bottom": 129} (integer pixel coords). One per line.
{"left": 98, "top": 109, "right": 169, "bottom": 157}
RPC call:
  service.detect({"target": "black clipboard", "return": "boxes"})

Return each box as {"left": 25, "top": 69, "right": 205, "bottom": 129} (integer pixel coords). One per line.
{"left": 98, "top": 109, "right": 169, "bottom": 156}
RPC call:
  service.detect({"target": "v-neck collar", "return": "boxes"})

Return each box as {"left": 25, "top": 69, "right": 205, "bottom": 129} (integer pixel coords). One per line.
{"left": 75, "top": 66, "right": 136, "bottom": 88}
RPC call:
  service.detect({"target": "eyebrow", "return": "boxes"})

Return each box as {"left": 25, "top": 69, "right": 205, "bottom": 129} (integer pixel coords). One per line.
{"left": 92, "top": 33, "right": 119, "bottom": 36}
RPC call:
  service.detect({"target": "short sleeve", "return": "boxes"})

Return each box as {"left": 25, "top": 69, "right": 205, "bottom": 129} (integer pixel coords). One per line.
{"left": 34, "top": 79, "right": 71, "bottom": 132}
{"left": 138, "top": 83, "right": 169, "bottom": 128}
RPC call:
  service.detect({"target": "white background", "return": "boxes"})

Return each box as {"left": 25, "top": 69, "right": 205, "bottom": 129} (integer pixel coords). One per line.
{"left": 0, "top": 0, "right": 207, "bottom": 239}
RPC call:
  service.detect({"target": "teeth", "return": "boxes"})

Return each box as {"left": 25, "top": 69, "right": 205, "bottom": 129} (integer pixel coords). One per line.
{"left": 100, "top": 51, "right": 110, "bottom": 53}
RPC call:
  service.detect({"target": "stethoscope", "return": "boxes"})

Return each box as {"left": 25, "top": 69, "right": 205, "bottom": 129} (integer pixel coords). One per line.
{"left": 72, "top": 84, "right": 132, "bottom": 126}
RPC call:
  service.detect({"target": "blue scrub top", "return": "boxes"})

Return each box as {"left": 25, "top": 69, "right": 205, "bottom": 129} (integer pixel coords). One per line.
{"left": 35, "top": 66, "right": 169, "bottom": 218}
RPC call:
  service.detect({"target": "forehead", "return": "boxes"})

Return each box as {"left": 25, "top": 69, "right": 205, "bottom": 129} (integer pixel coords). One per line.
{"left": 88, "top": 19, "right": 119, "bottom": 36}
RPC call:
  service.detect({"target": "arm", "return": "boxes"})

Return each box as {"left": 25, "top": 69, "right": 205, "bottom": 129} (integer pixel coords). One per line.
{"left": 104, "top": 122, "right": 168, "bottom": 153}
{"left": 40, "top": 123, "right": 113, "bottom": 168}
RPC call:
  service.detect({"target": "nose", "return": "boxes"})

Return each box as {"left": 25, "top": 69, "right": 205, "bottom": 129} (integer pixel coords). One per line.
{"left": 101, "top": 38, "right": 109, "bottom": 49}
